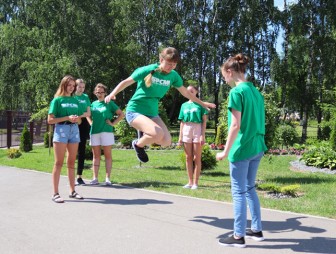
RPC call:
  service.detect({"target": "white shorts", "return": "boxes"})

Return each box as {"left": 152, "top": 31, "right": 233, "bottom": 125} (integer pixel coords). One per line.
{"left": 90, "top": 132, "right": 115, "bottom": 146}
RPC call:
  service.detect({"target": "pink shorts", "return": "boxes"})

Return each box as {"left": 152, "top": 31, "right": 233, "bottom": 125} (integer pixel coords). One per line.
{"left": 181, "top": 122, "right": 202, "bottom": 143}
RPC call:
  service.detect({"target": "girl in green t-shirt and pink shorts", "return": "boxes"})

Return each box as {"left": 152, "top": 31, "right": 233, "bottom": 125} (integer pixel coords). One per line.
{"left": 178, "top": 85, "right": 208, "bottom": 190}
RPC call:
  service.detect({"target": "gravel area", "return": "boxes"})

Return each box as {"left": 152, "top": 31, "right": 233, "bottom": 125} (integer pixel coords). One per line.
{"left": 290, "top": 160, "right": 336, "bottom": 175}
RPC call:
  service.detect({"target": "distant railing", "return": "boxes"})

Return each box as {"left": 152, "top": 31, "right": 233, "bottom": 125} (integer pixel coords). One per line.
{"left": 0, "top": 110, "right": 48, "bottom": 148}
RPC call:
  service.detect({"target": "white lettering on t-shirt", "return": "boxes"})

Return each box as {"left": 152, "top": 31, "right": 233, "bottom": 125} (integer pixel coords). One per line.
{"left": 184, "top": 108, "right": 199, "bottom": 114}
{"left": 92, "top": 106, "right": 106, "bottom": 112}
{"left": 61, "top": 103, "right": 78, "bottom": 108}
{"left": 152, "top": 77, "right": 171, "bottom": 86}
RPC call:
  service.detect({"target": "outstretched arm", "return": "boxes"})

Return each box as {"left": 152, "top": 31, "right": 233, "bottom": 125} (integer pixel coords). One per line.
{"left": 177, "top": 86, "right": 216, "bottom": 110}
{"left": 105, "top": 77, "right": 135, "bottom": 103}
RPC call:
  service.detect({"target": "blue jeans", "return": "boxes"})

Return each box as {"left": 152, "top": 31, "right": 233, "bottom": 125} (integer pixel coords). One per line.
{"left": 229, "top": 152, "right": 264, "bottom": 237}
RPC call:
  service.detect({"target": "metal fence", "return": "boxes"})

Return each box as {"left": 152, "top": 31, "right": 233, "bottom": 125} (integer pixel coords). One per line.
{"left": 0, "top": 110, "right": 48, "bottom": 148}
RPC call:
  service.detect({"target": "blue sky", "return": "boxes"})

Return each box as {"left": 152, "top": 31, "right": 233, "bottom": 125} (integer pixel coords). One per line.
{"left": 274, "top": 0, "right": 298, "bottom": 54}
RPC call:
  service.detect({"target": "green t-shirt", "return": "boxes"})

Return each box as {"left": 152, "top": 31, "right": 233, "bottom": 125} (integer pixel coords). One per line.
{"left": 48, "top": 96, "right": 80, "bottom": 118}
{"left": 178, "top": 101, "right": 208, "bottom": 123}
{"left": 127, "top": 63, "right": 183, "bottom": 116}
{"left": 90, "top": 100, "right": 119, "bottom": 134}
{"left": 227, "top": 82, "right": 267, "bottom": 162}
{"left": 74, "top": 93, "right": 91, "bottom": 115}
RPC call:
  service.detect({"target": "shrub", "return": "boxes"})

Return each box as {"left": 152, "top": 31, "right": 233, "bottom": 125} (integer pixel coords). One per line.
{"left": 119, "top": 136, "right": 134, "bottom": 148}
{"left": 320, "top": 121, "right": 332, "bottom": 140}
{"left": 215, "top": 100, "right": 228, "bottom": 146}
{"left": 180, "top": 144, "right": 217, "bottom": 171}
{"left": 7, "top": 148, "right": 22, "bottom": 159}
{"left": 280, "top": 185, "right": 300, "bottom": 197}
{"left": 20, "top": 123, "right": 32, "bottom": 152}
{"left": 215, "top": 124, "right": 226, "bottom": 146}
{"left": 263, "top": 93, "right": 281, "bottom": 148}
{"left": 275, "top": 124, "right": 298, "bottom": 148}
{"left": 300, "top": 146, "right": 336, "bottom": 169}
{"left": 257, "top": 183, "right": 300, "bottom": 197}
{"left": 44, "top": 131, "right": 54, "bottom": 148}
{"left": 257, "top": 183, "right": 280, "bottom": 193}
{"left": 330, "top": 118, "right": 336, "bottom": 150}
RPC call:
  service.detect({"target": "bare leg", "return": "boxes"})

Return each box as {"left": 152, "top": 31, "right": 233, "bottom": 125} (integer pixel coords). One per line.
{"left": 92, "top": 146, "right": 101, "bottom": 180}
{"left": 52, "top": 142, "right": 67, "bottom": 194}
{"left": 183, "top": 142, "right": 194, "bottom": 186}
{"left": 66, "top": 143, "right": 79, "bottom": 193}
{"left": 131, "top": 116, "right": 171, "bottom": 147}
{"left": 193, "top": 142, "right": 202, "bottom": 186}
{"left": 102, "top": 145, "right": 112, "bottom": 179}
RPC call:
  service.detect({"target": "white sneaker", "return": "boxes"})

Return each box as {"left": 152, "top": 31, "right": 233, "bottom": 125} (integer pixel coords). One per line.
{"left": 183, "top": 184, "right": 192, "bottom": 189}
{"left": 191, "top": 185, "right": 198, "bottom": 190}
{"left": 105, "top": 179, "right": 112, "bottom": 186}
{"left": 90, "top": 179, "right": 99, "bottom": 185}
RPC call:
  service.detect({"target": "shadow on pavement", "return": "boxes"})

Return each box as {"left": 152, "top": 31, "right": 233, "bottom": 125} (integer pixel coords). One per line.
{"left": 66, "top": 197, "right": 173, "bottom": 205}
{"left": 191, "top": 215, "right": 335, "bottom": 253}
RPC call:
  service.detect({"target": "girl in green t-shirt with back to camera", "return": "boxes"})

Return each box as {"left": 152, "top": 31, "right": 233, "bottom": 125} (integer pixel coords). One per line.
{"left": 216, "top": 54, "right": 267, "bottom": 248}
{"left": 105, "top": 47, "right": 216, "bottom": 163}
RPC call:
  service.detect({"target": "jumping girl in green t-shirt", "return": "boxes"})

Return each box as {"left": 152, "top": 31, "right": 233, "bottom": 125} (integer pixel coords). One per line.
{"left": 105, "top": 47, "right": 216, "bottom": 163}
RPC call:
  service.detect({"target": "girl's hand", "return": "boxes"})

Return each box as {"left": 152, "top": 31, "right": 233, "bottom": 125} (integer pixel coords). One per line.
{"left": 216, "top": 151, "right": 227, "bottom": 161}
{"left": 200, "top": 135, "right": 205, "bottom": 145}
{"left": 106, "top": 119, "right": 113, "bottom": 126}
{"left": 105, "top": 94, "right": 116, "bottom": 103}
{"left": 69, "top": 115, "right": 79, "bottom": 123}
{"left": 203, "top": 102, "right": 216, "bottom": 110}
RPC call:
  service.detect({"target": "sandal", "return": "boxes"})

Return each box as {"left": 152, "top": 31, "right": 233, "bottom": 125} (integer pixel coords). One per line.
{"left": 52, "top": 193, "right": 64, "bottom": 203}
{"left": 69, "top": 191, "right": 84, "bottom": 200}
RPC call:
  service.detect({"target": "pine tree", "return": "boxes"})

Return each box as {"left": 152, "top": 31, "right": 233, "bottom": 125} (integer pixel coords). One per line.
{"left": 20, "top": 123, "right": 32, "bottom": 152}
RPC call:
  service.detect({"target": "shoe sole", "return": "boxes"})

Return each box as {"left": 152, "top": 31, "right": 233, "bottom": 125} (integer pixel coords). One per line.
{"left": 218, "top": 242, "right": 246, "bottom": 248}
{"left": 245, "top": 236, "right": 265, "bottom": 242}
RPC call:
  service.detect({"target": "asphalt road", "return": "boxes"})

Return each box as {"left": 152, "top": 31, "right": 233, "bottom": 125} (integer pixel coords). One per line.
{"left": 1, "top": 166, "right": 335, "bottom": 254}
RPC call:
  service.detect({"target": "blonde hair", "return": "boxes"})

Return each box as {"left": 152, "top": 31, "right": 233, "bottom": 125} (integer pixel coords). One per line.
{"left": 75, "top": 78, "right": 85, "bottom": 86}
{"left": 221, "top": 53, "right": 250, "bottom": 74}
{"left": 54, "top": 75, "right": 76, "bottom": 97}
{"left": 144, "top": 47, "right": 180, "bottom": 87}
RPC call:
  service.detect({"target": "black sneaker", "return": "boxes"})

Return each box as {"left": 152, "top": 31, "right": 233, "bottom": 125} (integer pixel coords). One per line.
{"left": 132, "top": 140, "right": 149, "bottom": 163}
{"left": 246, "top": 229, "right": 264, "bottom": 241}
{"left": 76, "top": 177, "right": 86, "bottom": 185}
{"left": 218, "top": 235, "right": 246, "bottom": 248}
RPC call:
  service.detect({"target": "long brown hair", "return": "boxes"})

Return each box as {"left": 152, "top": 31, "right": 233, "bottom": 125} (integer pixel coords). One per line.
{"left": 54, "top": 75, "right": 76, "bottom": 97}
{"left": 144, "top": 47, "right": 180, "bottom": 87}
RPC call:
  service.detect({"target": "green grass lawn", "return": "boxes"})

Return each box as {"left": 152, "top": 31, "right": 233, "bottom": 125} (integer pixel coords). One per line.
{"left": 0, "top": 145, "right": 335, "bottom": 219}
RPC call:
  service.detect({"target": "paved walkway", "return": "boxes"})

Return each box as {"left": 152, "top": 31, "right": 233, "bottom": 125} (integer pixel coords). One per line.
{"left": 1, "top": 165, "right": 335, "bottom": 254}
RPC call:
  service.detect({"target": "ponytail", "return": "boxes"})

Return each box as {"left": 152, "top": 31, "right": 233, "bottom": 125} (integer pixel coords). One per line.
{"left": 144, "top": 67, "right": 161, "bottom": 87}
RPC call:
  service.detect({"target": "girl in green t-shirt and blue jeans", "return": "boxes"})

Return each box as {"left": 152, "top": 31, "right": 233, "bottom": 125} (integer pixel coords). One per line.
{"left": 105, "top": 47, "right": 216, "bottom": 163}
{"left": 216, "top": 54, "right": 267, "bottom": 248}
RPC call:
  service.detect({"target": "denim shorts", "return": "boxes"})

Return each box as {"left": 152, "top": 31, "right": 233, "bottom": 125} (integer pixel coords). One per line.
{"left": 125, "top": 111, "right": 159, "bottom": 124}
{"left": 53, "top": 123, "right": 80, "bottom": 144}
